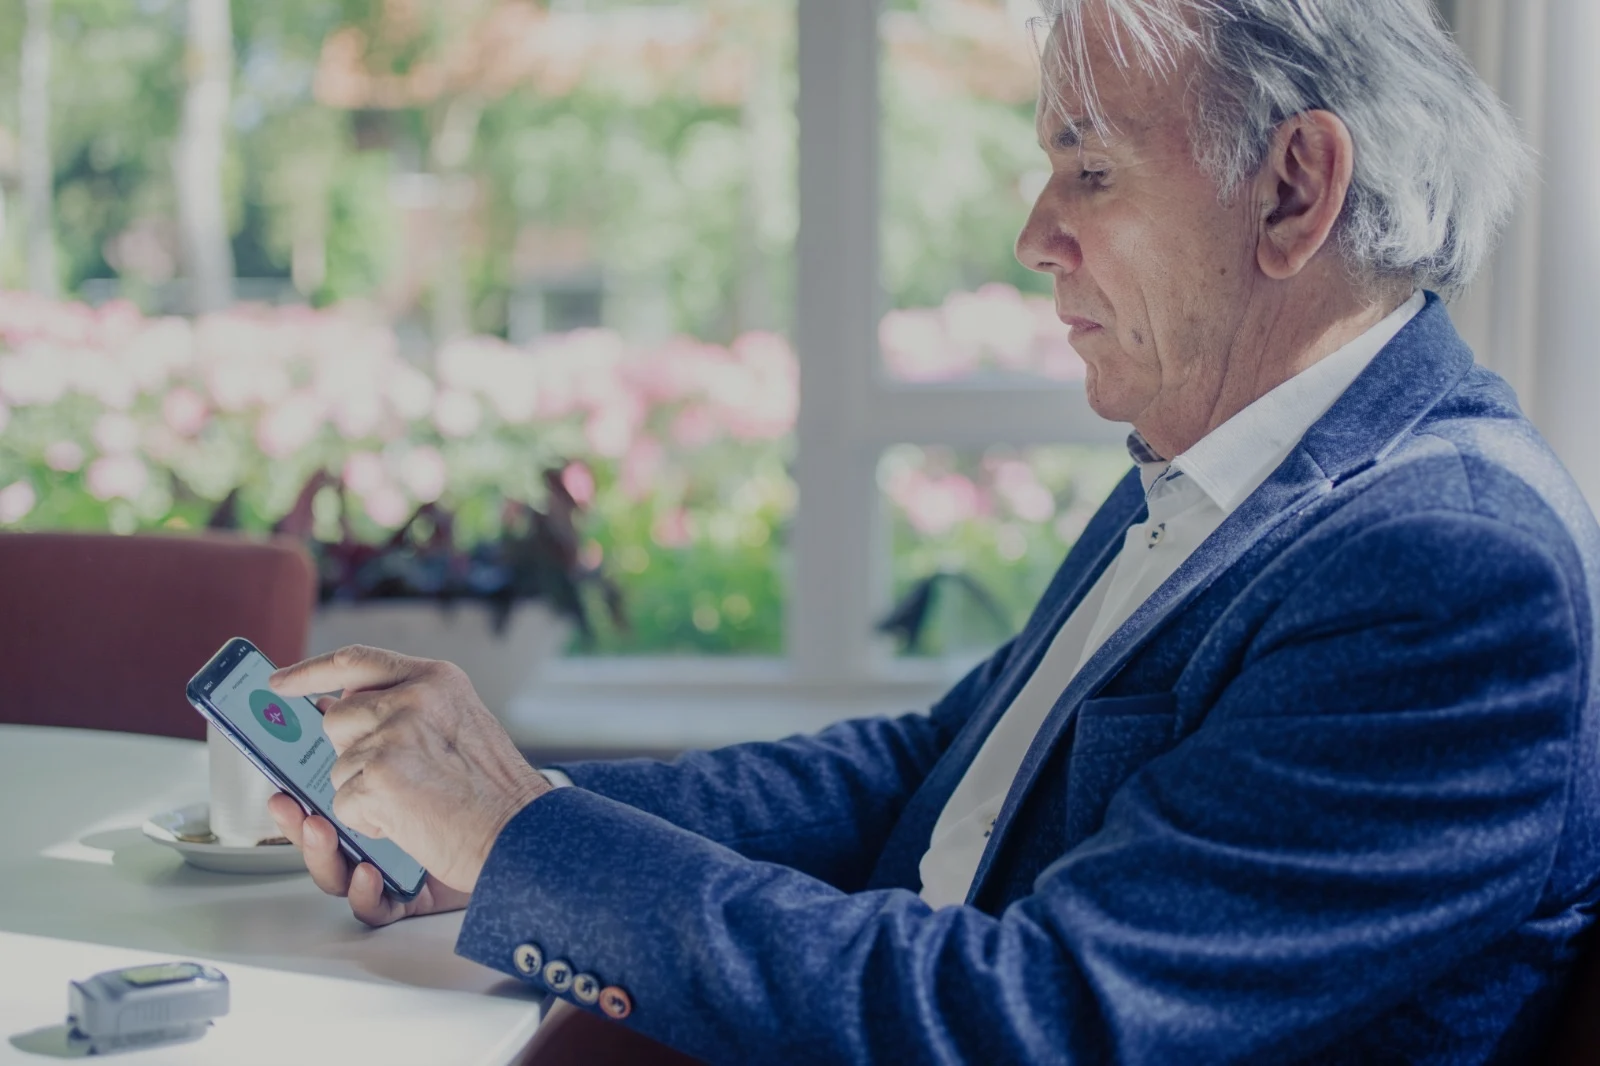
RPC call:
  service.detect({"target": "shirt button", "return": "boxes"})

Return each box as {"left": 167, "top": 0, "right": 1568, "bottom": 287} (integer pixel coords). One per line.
{"left": 543, "top": 959, "right": 574, "bottom": 994}
{"left": 571, "top": 973, "right": 601, "bottom": 1006}
{"left": 598, "top": 985, "right": 633, "bottom": 1020}
{"left": 512, "top": 943, "right": 543, "bottom": 977}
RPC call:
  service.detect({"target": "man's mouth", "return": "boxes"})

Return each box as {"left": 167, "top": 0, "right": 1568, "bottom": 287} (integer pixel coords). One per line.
{"left": 1059, "top": 314, "right": 1102, "bottom": 335}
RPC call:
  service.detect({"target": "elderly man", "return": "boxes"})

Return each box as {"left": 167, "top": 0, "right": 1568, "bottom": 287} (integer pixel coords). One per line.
{"left": 269, "top": 1, "right": 1600, "bottom": 1062}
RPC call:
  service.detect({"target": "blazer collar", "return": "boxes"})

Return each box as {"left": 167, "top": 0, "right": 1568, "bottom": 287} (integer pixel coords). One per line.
{"left": 965, "top": 292, "right": 1476, "bottom": 903}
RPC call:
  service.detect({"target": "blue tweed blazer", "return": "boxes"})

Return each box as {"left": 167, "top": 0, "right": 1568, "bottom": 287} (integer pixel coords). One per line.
{"left": 458, "top": 294, "right": 1600, "bottom": 1065}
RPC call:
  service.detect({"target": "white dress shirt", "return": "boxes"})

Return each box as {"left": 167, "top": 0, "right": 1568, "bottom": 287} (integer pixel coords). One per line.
{"left": 916, "top": 291, "right": 1424, "bottom": 908}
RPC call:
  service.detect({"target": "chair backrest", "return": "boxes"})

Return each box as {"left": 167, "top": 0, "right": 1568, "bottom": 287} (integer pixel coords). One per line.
{"left": 518, "top": 1000, "right": 704, "bottom": 1066}
{"left": 0, "top": 531, "right": 316, "bottom": 740}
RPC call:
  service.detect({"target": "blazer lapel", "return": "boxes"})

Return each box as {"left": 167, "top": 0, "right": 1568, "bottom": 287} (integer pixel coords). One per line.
{"left": 963, "top": 450, "right": 1334, "bottom": 901}
{"left": 866, "top": 471, "right": 1145, "bottom": 893}
{"left": 964, "top": 292, "right": 1477, "bottom": 903}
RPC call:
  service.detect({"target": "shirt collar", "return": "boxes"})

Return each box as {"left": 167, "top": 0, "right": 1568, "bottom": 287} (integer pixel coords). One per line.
{"left": 1147, "top": 290, "right": 1424, "bottom": 515}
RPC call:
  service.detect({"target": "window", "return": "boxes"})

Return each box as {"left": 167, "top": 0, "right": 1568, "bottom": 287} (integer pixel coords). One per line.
{"left": 4, "top": 0, "right": 1589, "bottom": 742}
{"left": 788, "top": 0, "right": 1125, "bottom": 697}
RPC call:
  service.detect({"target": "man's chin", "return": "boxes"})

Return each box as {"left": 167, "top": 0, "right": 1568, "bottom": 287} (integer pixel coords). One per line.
{"left": 1081, "top": 369, "right": 1147, "bottom": 428}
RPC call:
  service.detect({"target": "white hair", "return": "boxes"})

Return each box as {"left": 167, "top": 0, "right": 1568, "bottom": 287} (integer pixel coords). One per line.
{"left": 1035, "top": 0, "right": 1533, "bottom": 297}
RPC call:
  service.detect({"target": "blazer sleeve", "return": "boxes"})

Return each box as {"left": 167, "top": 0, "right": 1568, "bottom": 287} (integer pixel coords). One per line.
{"left": 543, "top": 638, "right": 1018, "bottom": 890}
{"left": 458, "top": 511, "right": 1586, "bottom": 1065}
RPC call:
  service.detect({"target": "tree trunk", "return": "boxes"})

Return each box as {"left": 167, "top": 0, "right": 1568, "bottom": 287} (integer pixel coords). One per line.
{"left": 173, "top": 0, "right": 235, "bottom": 314}
{"left": 20, "top": 0, "right": 56, "bottom": 296}
{"left": 427, "top": 95, "right": 483, "bottom": 350}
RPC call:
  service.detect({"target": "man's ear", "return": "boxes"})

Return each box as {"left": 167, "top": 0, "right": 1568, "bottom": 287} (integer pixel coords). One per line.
{"left": 1255, "top": 110, "right": 1355, "bottom": 280}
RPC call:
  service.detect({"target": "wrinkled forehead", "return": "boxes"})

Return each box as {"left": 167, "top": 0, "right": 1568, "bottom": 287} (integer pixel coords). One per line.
{"left": 1034, "top": 2, "right": 1202, "bottom": 143}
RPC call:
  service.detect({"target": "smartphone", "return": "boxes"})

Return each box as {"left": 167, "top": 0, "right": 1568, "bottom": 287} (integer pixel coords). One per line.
{"left": 186, "top": 636, "right": 427, "bottom": 900}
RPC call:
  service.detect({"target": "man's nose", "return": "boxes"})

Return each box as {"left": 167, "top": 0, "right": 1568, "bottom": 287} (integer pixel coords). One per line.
{"left": 1015, "top": 188, "right": 1083, "bottom": 277}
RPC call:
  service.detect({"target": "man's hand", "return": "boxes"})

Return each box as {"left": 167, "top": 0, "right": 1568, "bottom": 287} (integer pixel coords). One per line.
{"left": 267, "top": 793, "right": 470, "bottom": 927}
{"left": 268, "top": 644, "right": 552, "bottom": 898}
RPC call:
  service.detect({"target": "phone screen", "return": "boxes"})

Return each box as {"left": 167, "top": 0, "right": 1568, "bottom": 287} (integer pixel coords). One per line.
{"left": 205, "top": 647, "right": 426, "bottom": 894}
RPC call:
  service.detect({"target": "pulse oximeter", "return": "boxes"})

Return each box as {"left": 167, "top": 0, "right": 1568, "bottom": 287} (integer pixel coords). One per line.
{"left": 67, "top": 961, "right": 230, "bottom": 1053}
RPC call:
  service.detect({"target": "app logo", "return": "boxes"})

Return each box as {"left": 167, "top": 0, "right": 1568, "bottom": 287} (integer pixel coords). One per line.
{"left": 249, "top": 689, "right": 302, "bottom": 743}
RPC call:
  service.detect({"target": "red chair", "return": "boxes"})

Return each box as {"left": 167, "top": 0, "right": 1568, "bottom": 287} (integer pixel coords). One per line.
{"left": 0, "top": 531, "right": 316, "bottom": 740}
{"left": 518, "top": 1001, "right": 705, "bottom": 1066}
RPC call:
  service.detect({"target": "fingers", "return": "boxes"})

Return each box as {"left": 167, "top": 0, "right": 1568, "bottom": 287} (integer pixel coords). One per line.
{"left": 328, "top": 737, "right": 377, "bottom": 792}
{"left": 300, "top": 813, "right": 357, "bottom": 898}
{"left": 320, "top": 689, "right": 388, "bottom": 753}
{"left": 330, "top": 772, "right": 385, "bottom": 839}
{"left": 268, "top": 793, "right": 395, "bottom": 922}
{"left": 267, "top": 791, "right": 309, "bottom": 846}
{"left": 346, "top": 863, "right": 406, "bottom": 927}
{"left": 269, "top": 644, "right": 421, "bottom": 699}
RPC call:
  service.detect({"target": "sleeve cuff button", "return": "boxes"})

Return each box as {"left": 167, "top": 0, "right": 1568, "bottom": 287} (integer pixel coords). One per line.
{"left": 512, "top": 943, "right": 544, "bottom": 977}
{"left": 599, "top": 986, "right": 633, "bottom": 1020}
{"left": 543, "top": 959, "right": 574, "bottom": 994}
{"left": 572, "top": 973, "right": 601, "bottom": 1005}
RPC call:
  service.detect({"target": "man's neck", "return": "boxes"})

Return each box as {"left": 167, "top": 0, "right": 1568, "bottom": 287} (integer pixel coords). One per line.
{"left": 1135, "top": 279, "right": 1412, "bottom": 459}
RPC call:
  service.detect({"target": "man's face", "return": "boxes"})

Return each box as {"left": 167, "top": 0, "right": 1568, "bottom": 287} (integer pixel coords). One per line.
{"left": 1015, "top": 13, "right": 1262, "bottom": 446}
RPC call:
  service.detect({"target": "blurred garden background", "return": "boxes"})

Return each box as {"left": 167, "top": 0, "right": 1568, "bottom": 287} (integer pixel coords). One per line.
{"left": 0, "top": 0, "right": 1128, "bottom": 659}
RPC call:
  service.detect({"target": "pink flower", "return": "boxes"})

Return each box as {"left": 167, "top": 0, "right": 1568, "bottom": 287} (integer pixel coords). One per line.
{"left": 206, "top": 355, "right": 291, "bottom": 413}
{"left": 651, "top": 507, "right": 693, "bottom": 549}
{"left": 162, "top": 387, "right": 209, "bottom": 436}
{"left": 0, "top": 480, "right": 35, "bottom": 524}
{"left": 76, "top": 351, "right": 138, "bottom": 410}
{"left": 0, "top": 347, "right": 69, "bottom": 406}
{"left": 621, "top": 436, "right": 665, "bottom": 501}
{"left": 432, "top": 390, "right": 483, "bottom": 438}
{"left": 487, "top": 358, "right": 540, "bottom": 424}
{"left": 560, "top": 462, "right": 595, "bottom": 507}
{"left": 945, "top": 284, "right": 1035, "bottom": 369}
{"left": 398, "top": 446, "right": 448, "bottom": 503}
{"left": 86, "top": 454, "right": 149, "bottom": 501}
{"left": 584, "top": 404, "right": 638, "bottom": 459}
{"left": 992, "top": 459, "right": 1055, "bottom": 523}
{"left": 670, "top": 405, "right": 720, "bottom": 449}
{"left": 718, "top": 332, "right": 798, "bottom": 439}
{"left": 359, "top": 485, "right": 411, "bottom": 529}
{"left": 386, "top": 366, "right": 436, "bottom": 420}
{"left": 901, "top": 474, "right": 982, "bottom": 536}
{"left": 256, "top": 393, "right": 325, "bottom": 460}
{"left": 436, "top": 335, "right": 507, "bottom": 395}
{"left": 332, "top": 392, "right": 383, "bottom": 441}
{"left": 343, "top": 452, "right": 386, "bottom": 496}
{"left": 122, "top": 317, "right": 195, "bottom": 390}
{"left": 92, "top": 413, "right": 141, "bottom": 455}
{"left": 45, "top": 441, "right": 86, "bottom": 472}
{"left": 879, "top": 308, "right": 968, "bottom": 383}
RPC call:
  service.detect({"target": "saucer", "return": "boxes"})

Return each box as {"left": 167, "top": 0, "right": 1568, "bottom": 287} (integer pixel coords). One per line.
{"left": 141, "top": 803, "right": 307, "bottom": 875}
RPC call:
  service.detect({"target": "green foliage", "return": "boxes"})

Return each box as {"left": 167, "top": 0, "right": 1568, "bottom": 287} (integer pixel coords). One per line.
{"left": 0, "top": 1, "right": 1125, "bottom": 658}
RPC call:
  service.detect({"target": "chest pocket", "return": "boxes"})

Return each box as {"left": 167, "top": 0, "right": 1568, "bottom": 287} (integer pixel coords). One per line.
{"left": 1064, "top": 691, "right": 1181, "bottom": 845}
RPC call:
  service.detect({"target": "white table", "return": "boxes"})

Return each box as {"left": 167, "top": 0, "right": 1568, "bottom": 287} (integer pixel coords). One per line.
{"left": 0, "top": 725, "right": 543, "bottom": 1065}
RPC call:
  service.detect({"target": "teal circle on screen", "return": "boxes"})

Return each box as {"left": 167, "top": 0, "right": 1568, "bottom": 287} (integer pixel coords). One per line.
{"left": 249, "top": 689, "right": 302, "bottom": 744}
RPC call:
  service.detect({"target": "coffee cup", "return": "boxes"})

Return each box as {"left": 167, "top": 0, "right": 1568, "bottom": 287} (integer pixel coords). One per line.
{"left": 207, "top": 725, "right": 285, "bottom": 847}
